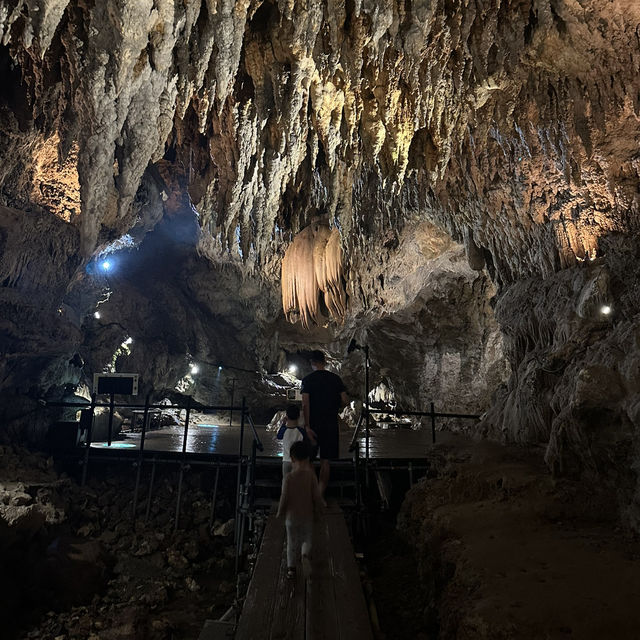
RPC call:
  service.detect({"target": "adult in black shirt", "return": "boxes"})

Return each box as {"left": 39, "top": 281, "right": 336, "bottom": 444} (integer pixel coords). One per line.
{"left": 301, "top": 350, "right": 348, "bottom": 499}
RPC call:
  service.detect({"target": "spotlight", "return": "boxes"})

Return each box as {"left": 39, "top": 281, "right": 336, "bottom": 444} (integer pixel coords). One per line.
{"left": 124, "top": 337, "right": 133, "bottom": 345}
{"left": 94, "top": 311, "right": 101, "bottom": 319}
{"left": 190, "top": 364, "right": 199, "bottom": 375}
{"left": 600, "top": 305, "right": 612, "bottom": 316}
{"left": 288, "top": 364, "right": 298, "bottom": 374}
{"left": 101, "top": 260, "right": 112, "bottom": 272}
{"left": 218, "top": 365, "right": 223, "bottom": 371}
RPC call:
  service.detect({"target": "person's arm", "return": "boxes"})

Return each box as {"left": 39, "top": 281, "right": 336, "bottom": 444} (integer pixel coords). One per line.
{"left": 276, "top": 423, "right": 287, "bottom": 439}
{"left": 302, "top": 392, "right": 317, "bottom": 443}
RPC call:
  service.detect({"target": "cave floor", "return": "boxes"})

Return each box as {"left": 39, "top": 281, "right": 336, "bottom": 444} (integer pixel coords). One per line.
{"left": 401, "top": 435, "right": 640, "bottom": 639}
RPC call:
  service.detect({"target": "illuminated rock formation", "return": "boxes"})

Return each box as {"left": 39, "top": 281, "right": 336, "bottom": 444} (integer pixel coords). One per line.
{"left": 0, "top": 0, "right": 639, "bottom": 523}
{"left": 281, "top": 222, "right": 346, "bottom": 328}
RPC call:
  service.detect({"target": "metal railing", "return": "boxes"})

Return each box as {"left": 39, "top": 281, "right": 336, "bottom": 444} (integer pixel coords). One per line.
{"left": 349, "top": 401, "right": 480, "bottom": 481}
{"left": 46, "top": 394, "right": 263, "bottom": 572}
{"left": 346, "top": 403, "right": 480, "bottom": 516}
{"left": 234, "top": 399, "right": 264, "bottom": 573}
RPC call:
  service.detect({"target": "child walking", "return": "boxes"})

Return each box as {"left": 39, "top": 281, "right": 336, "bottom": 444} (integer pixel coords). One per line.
{"left": 276, "top": 404, "right": 305, "bottom": 483}
{"left": 276, "top": 440, "right": 323, "bottom": 578}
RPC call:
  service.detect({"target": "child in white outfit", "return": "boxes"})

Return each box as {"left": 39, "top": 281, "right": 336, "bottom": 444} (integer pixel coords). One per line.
{"left": 276, "top": 404, "right": 305, "bottom": 482}
{"left": 277, "top": 440, "right": 323, "bottom": 578}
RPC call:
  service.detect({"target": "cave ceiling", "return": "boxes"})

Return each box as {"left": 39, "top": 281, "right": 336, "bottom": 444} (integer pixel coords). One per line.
{"left": 1, "top": 0, "right": 640, "bottom": 491}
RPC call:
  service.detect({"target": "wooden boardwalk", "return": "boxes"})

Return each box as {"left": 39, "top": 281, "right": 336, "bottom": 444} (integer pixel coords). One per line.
{"left": 235, "top": 503, "right": 373, "bottom": 640}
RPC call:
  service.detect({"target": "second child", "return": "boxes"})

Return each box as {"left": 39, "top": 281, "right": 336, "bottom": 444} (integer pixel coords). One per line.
{"left": 276, "top": 404, "right": 306, "bottom": 482}
{"left": 276, "top": 440, "right": 323, "bottom": 578}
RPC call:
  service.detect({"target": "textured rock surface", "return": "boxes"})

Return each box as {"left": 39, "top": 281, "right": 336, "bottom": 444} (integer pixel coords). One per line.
{"left": 400, "top": 434, "right": 640, "bottom": 639}
{"left": 0, "top": 444, "right": 237, "bottom": 640}
{"left": 0, "top": 0, "right": 639, "bottom": 521}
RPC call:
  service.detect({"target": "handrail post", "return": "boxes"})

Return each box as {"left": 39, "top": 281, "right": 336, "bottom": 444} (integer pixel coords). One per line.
{"left": 349, "top": 410, "right": 365, "bottom": 453}
{"left": 430, "top": 401, "right": 436, "bottom": 444}
{"left": 81, "top": 394, "right": 96, "bottom": 486}
{"left": 246, "top": 412, "right": 264, "bottom": 451}
{"left": 144, "top": 457, "right": 157, "bottom": 523}
{"left": 107, "top": 392, "right": 115, "bottom": 446}
{"left": 229, "top": 377, "right": 236, "bottom": 428}
{"left": 235, "top": 397, "right": 246, "bottom": 549}
{"left": 174, "top": 395, "right": 192, "bottom": 533}
{"left": 209, "top": 462, "right": 221, "bottom": 530}
{"left": 182, "top": 395, "right": 192, "bottom": 453}
{"left": 132, "top": 392, "right": 150, "bottom": 519}
{"left": 250, "top": 439, "right": 257, "bottom": 514}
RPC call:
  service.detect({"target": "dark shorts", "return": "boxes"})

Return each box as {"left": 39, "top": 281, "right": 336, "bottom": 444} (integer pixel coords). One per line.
{"left": 313, "top": 422, "right": 339, "bottom": 460}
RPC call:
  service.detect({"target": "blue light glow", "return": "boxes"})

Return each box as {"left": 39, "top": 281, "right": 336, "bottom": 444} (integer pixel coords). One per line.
{"left": 101, "top": 260, "right": 112, "bottom": 272}
{"left": 92, "top": 442, "right": 137, "bottom": 449}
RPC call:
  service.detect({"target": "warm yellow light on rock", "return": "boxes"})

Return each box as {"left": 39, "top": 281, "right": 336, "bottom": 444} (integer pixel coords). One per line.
{"left": 30, "top": 133, "right": 80, "bottom": 222}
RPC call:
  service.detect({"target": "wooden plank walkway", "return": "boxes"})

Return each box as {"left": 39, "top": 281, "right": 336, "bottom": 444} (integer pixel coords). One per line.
{"left": 235, "top": 503, "right": 373, "bottom": 640}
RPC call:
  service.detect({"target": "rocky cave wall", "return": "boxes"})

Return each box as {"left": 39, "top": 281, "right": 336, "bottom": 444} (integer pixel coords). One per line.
{"left": 0, "top": 0, "right": 639, "bottom": 519}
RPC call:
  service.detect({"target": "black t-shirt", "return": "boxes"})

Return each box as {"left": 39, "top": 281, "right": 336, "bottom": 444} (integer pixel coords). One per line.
{"left": 301, "top": 369, "right": 346, "bottom": 427}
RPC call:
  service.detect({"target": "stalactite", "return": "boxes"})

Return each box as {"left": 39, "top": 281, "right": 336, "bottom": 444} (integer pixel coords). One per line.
{"left": 281, "top": 223, "right": 346, "bottom": 328}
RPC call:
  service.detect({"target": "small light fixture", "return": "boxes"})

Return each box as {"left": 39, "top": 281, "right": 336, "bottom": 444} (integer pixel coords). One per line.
{"left": 124, "top": 337, "right": 133, "bottom": 345}
{"left": 190, "top": 364, "right": 199, "bottom": 375}
{"left": 218, "top": 365, "right": 223, "bottom": 371}
{"left": 288, "top": 364, "right": 298, "bottom": 374}
{"left": 101, "top": 260, "right": 111, "bottom": 272}
{"left": 600, "top": 305, "right": 612, "bottom": 316}
{"left": 94, "top": 311, "right": 101, "bottom": 319}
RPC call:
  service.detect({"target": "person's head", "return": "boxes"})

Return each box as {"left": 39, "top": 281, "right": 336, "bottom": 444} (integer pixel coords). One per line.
{"left": 289, "top": 440, "right": 311, "bottom": 463}
{"left": 310, "top": 350, "right": 326, "bottom": 370}
{"left": 286, "top": 404, "right": 300, "bottom": 420}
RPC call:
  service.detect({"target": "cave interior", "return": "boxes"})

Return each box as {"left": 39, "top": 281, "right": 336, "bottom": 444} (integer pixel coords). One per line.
{"left": 2, "top": 1, "right": 640, "bottom": 638}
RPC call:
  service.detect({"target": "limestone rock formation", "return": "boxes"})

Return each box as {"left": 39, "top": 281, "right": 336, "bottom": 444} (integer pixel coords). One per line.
{"left": 281, "top": 222, "right": 346, "bottom": 328}
{"left": 0, "top": 0, "right": 639, "bottom": 524}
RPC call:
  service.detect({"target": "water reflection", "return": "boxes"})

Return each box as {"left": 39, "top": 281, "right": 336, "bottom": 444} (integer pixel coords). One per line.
{"left": 88, "top": 424, "right": 434, "bottom": 459}
{"left": 91, "top": 442, "right": 137, "bottom": 449}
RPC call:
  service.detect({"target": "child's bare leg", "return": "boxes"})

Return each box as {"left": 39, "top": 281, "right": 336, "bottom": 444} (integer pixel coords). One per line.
{"left": 319, "top": 459, "right": 330, "bottom": 498}
{"left": 285, "top": 521, "right": 297, "bottom": 575}
{"left": 301, "top": 524, "right": 313, "bottom": 578}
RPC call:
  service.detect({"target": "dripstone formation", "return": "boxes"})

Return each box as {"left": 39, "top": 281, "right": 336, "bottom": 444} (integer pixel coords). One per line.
{"left": 1, "top": 1, "right": 640, "bottom": 525}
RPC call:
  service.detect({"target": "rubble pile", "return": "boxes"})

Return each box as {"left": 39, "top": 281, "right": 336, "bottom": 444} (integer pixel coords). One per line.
{"left": 0, "top": 445, "right": 237, "bottom": 640}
